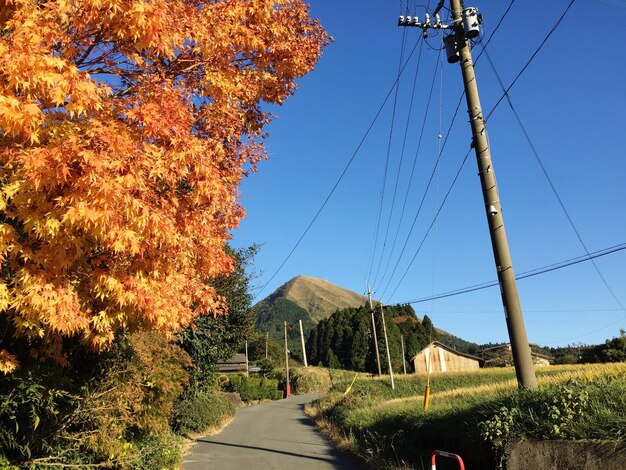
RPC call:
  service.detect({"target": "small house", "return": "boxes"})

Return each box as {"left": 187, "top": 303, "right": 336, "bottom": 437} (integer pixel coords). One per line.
{"left": 217, "top": 353, "right": 248, "bottom": 372}
{"left": 411, "top": 341, "right": 483, "bottom": 374}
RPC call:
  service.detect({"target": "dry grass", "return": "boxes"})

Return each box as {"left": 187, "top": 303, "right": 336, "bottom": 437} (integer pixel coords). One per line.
{"left": 367, "top": 363, "right": 626, "bottom": 414}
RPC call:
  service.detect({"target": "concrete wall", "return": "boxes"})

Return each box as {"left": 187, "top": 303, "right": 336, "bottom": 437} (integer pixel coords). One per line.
{"left": 508, "top": 440, "right": 626, "bottom": 470}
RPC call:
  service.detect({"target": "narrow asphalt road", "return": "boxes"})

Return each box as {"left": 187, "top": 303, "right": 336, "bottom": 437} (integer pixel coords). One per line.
{"left": 182, "top": 393, "right": 358, "bottom": 470}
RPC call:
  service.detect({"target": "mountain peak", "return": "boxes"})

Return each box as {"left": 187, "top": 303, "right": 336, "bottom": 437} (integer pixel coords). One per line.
{"left": 279, "top": 275, "right": 368, "bottom": 322}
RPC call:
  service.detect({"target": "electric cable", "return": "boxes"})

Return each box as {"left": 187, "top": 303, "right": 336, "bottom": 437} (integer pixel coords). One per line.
{"left": 481, "top": 45, "right": 625, "bottom": 310}
{"left": 387, "top": 146, "right": 472, "bottom": 301}
{"left": 400, "top": 242, "right": 626, "bottom": 305}
{"left": 377, "top": 1, "right": 517, "bottom": 296}
{"left": 376, "top": 48, "right": 441, "bottom": 292}
{"left": 370, "top": 27, "right": 411, "bottom": 287}
{"left": 429, "top": 45, "right": 445, "bottom": 318}
{"left": 372, "top": 40, "right": 426, "bottom": 288}
{"left": 484, "top": 0, "right": 576, "bottom": 123}
{"left": 252, "top": 37, "right": 423, "bottom": 302}
{"left": 378, "top": 91, "right": 464, "bottom": 299}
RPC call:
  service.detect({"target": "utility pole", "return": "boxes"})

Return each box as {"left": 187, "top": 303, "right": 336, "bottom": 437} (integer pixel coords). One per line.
{"left": 299, "top": 319, "right": 308, "bottom": 367}
{"left": 380, "top": 303, "right": 395, "bottom": 390}
{"left": 245, "top": 340, "right": 249, "bottom": 378}
{"left": 366, "top": 281, "right": 382, "bottom": 377}
{"left": 284, "top": 321, "right": 291, "bottom": 397}
{"left": 400, "top": 334, "right": 407, "bottom": 374}
{"left": 265, "top": 331, "right": 268, "bottom": 360}
{"left": 398, "top": 1, "right": 537, "bottom": 388}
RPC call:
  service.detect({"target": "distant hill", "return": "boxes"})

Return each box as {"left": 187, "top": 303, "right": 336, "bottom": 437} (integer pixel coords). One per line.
{"left": 253, "top": 275, "right": 481, "bottom": 358}
{"left": 253, "top": 276, "right": 369, "bottom": 346}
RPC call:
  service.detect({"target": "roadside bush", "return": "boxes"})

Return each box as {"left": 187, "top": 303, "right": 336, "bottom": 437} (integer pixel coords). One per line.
{"left": 0, "top": 332, "right": 191, "bottom": 468}
{"left": 133, "top": 431, "right": 183, "bottom": 470}
{"left": 227, "top": 375, "right": 280, "bottom": 401}
{"left": 172, "top": 389, "right": 235, "bottom": 435}
{"left": 256, "top": 358, "right": 274, "bottom": 376}
{"left": 291, "top": 367, "right": 332, "bottom": 394}
{"left": 0, "top": 364, "right": 77, "bottom": 464}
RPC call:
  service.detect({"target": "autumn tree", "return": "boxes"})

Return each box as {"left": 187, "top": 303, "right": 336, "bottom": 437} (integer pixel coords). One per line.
{"left": 0, "top": 0, "right": 329, "bottom": 372}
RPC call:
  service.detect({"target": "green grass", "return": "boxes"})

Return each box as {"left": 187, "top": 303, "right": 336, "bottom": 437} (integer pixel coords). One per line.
{"left": 309, "top": 364, "right": 626, "bottom": 469}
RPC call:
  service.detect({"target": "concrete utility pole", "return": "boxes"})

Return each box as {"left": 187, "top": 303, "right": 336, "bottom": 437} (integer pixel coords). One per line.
{"left": 245, "top": 340, "right": 249, "bottom": 377}
{"left": 449, "top": 0, "right": 536, "bottom": 389}
{"left": 284, "top": 321, "right": 291, "bottom": 397}
{"left": 366, "top": 281, "right": 383, "bottom": 377}
{"left": 398, "top": 1, "right": 537, "bottom": 389}
{"left": 299, "top": 319, "right": 308, "bottom": 367}
{"left": 380, "top": 304, "right": 395, "bottom": 390}
{"left": 400, "top": 334, "right": 407, "bottom": 374}
{"left": 265, "top": 331, "right": 269, "bottom": 360}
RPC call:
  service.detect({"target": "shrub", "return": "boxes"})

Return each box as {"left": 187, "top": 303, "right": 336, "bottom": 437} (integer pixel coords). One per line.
{"left": 256, "top": 358, "right": 275, "bottom": 376}
{"left": 1, "top": 332, "right": 191, "bottom": 468}
{"left": 171, "top": 389, "right": 235, "bottom": 435}
{"left": 291, "top": 367, "right": 332, "bottom": 394}
{"left": 132, "top": 431, "right": 183, "bottom": 470}
{"left": 0, "top": 365, "right": 77, "bottom": 464}
{"left": 226, "top": 375, "right": 280, "bottom": 402}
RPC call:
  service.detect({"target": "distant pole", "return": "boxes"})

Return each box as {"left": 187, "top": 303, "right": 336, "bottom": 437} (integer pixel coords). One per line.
{"left": 245, "top": 340, "right": 249, "bottom": 378}
{"left": 401, "top": 334, "right": 407, "bottom": 374}
{"left": 366, "top": 280, "right": 382, "bottom": 377}
{"left": 265, "top": 331, "right": 268, "bottom": 359}
{"left": 299, "top": 319, "right": 308, "bottom": 367}
{"left": 380, "top": 303, "right": 395, "bottom": 390}
{"left": 284, "top": 321, "right": 291, "bottom": 398}
{"left": 448, "top": 0, "right": 537, "bottom": 388}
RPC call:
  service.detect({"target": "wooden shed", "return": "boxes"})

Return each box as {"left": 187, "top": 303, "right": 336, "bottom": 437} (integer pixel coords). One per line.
{"left": 217, "top": 353, "right": 248, "bottom": 372}
{"left": 411, "top": 341, "right": 483, "bottom": 374}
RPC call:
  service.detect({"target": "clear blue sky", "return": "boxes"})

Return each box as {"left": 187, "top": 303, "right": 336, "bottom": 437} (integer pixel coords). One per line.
{"left": 233, "top": 0, "right": 626, "bottom": 347}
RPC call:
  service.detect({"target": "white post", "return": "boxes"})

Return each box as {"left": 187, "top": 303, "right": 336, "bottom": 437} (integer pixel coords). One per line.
{"left": 299, "top": 319, "right": 308, "bottom": 367}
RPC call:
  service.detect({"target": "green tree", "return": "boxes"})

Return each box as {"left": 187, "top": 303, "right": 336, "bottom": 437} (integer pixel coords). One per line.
{"left": 178, "top": 245, "right": 258, "bottom": 384}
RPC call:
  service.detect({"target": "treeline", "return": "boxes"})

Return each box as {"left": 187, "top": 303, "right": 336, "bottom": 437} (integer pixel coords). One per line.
{"left": 545, "top": 329, "right": 626, "bottom": 364}
{"left": 253, "top": 297, "right": 313, "bottom": 362}
{"left": 306, "top": 304, "right": 439, "bottom": 373}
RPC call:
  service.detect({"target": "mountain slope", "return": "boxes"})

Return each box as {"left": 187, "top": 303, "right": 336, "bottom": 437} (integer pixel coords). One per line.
{"left": 253, "top": 276, "right": 369, "bottom": 348}
{"left": 280, "top": 275, "right": 368, "bottom": 323}
{"left": 253, "top": 275, "right": 480, "bottom": 358}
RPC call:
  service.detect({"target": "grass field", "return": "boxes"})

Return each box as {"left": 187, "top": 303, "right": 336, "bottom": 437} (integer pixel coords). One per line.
{"left": 306, "top": 364, "right": 626, "bottom": 469}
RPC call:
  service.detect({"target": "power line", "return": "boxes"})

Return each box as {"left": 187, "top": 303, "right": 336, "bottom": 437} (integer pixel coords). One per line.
{"left": 400, "top": 242, "right": 626, "bottom": 305}
{"left": 372, "top": 40, "right": 426, "bottom": 288}
{"left": 252, "top": 37, "right": 423, "bottom": 302}
{"left": 377, "top": 0, "right": 517, "bottom": 297}
{"left": 378, "top": 93, "right": 464, "bottom": 299}
{"left": 387, "top": 147, "right": 472, "bottom": 301}
{"left": 484, "top": 0, "right": 577, "bottom": 123}
{"left": 382, "top": 0, "right": 576, "bottom": 302}
{"left": 422, "top": 308, "right": 626, "bottom": 314}
{"left": 376, "top": 48, "right": 441, "bottom": 292}
{"left": 480, "top": 45, "right": 625, "bottom": 310}
{"left": 370, "top": 28, "right": 410, "bottom": 287}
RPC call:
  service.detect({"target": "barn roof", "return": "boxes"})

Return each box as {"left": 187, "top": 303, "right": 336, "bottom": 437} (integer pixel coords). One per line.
{"left": 217, "top": 353, "right": 247, "bottom": 372}
{"left": 483, "top": 343, "right": 553, "bottom": 360}
{"left": 411, "top": 341, "right": 484, "bottom": 364}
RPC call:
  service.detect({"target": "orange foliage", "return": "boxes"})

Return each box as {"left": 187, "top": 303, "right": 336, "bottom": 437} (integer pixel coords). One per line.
{"left": 0, "top": 0, "right": 328, "bottom": 364}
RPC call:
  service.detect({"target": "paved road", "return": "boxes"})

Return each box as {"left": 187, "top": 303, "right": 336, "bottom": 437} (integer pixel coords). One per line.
{"left": 182, "top": 393, "right": 358, "bottom": 470}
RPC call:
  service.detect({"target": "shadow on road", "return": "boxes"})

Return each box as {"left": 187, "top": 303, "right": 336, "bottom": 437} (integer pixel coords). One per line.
{"left": 196, "top": 439, "right": 354, "bottom": 469}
